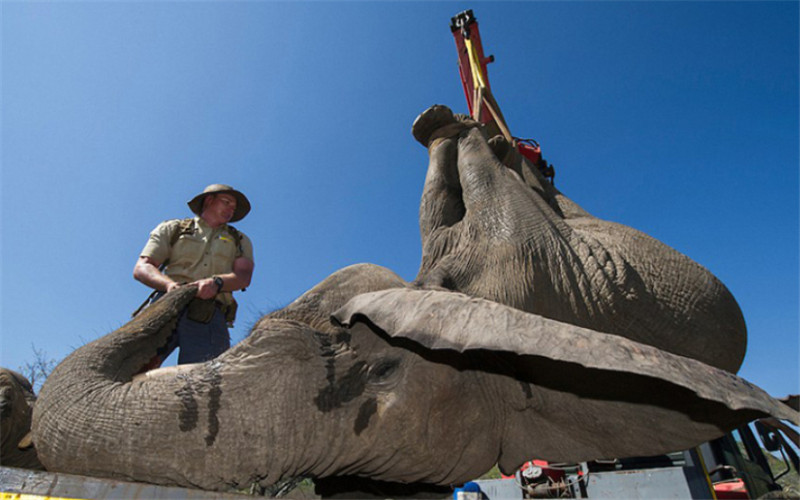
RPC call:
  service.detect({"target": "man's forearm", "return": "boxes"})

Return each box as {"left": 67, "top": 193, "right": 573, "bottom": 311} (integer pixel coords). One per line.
{"left": 213, "top": 272, "right": 250, "bottom": 292}
{"left": 215, "top": 258, "right": 254, "bottom": 292}
{"left": 133, "top": 259, "right": 177, "bottom": 292}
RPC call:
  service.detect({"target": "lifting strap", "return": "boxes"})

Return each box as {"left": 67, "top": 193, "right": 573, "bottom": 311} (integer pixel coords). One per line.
{"left": 464, "top": 36, "right": 488, "bottom": 90}
{"left": 463, "top": 35, "right": 513, "bottom": 144}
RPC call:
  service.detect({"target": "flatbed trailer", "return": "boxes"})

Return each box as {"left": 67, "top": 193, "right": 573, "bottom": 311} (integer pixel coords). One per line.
{"left": 0, "top": 466, "right": 248, "bottom": 500}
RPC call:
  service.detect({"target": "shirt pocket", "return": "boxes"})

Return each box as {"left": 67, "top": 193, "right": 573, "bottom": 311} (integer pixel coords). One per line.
{"left": 171, "top": 234, "right": 206, "bottom": 268}
{"left": 211, "top": 234, "right": 237, "bottom": 264}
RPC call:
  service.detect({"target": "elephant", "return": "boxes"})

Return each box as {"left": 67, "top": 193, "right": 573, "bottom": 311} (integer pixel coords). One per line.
{"left": 31, "top": 105, "right": 796, "bottom": 493}
{"left": 0, "top": 368, "right": 43, "bottom": 470}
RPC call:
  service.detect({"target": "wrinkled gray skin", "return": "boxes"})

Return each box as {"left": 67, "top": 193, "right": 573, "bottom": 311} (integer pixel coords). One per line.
{"left": 0, "top": 368, "right": 43, "bottom": 469}
{"left": 32, "top": 105, "right": 794, "bottom": 492}
{"left": 412, "top": 106, "right": 746, "bottom": 372}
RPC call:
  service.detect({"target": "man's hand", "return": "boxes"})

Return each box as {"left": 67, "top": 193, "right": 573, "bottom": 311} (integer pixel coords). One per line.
{"left": 191, "top": 257, "right": 254, "bottom": 301}
{"left": 194, "top": 278, "right": 220, "bottom": 300}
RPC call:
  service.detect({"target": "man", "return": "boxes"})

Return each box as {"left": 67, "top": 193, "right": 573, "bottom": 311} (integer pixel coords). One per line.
{"left": 133, "top": 184, "right": 255, "bottom": 365}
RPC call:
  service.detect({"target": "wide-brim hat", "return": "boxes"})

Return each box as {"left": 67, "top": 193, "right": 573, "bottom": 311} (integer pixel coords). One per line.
{"left": 188, "top": 184, "right": 251, "bottom": 222}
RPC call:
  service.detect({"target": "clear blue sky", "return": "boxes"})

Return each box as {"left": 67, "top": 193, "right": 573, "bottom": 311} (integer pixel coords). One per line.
{"left": 2, "top": 2, "right": 798, "bottom": 401}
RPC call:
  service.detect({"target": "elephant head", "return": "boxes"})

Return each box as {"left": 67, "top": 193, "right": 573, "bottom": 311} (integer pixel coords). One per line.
{"left": 0, "top": 368, "right": 43, "bottom": 470}
{"left": 31, "top": 105, "right": 794, "bottom": 492}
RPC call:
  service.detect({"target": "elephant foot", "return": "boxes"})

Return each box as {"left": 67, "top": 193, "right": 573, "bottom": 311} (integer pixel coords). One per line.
{"left": 412, "top": 105, "right": 471, "bottom": 147}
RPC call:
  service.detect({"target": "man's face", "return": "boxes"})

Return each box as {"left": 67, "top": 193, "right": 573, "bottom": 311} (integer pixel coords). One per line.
{"left": 204, "top": 193, "right": 237, "bottom": 222}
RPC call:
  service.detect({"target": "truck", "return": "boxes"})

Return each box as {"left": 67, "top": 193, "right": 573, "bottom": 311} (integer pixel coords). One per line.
{"left": 463, "top": 418, "right": 798, "bottom": 499}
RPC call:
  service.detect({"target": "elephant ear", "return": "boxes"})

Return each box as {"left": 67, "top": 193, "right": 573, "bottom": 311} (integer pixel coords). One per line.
{"left": 332, "top": 288, "right": 798, "bottom": 466}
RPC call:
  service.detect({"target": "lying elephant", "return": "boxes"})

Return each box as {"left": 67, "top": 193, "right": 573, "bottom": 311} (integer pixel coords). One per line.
{"left": 0, "top": 368, "right": 43, "bottom": 469}
{"left": 31, "top": 105, "right": 796, "bottom": 492}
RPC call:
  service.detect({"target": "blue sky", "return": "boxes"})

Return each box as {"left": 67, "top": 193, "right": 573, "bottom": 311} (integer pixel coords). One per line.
{"left": 2, "top": 2, "right": 798, "bottom": 403}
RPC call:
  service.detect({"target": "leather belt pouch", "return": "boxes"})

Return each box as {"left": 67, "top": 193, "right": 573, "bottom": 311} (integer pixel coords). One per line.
{"left": 186, "top": 298, "right": 217, "bottom": 324}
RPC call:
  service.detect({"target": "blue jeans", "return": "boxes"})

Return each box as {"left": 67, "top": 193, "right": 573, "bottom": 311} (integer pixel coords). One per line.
{"left": 158, "top": 307, "right": 231, "bottom": 364}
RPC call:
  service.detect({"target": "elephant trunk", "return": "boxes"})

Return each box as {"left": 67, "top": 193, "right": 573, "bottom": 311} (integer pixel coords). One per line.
{"left": 31, "top": 287, "right": 203, "bottom": 483}
{"left": 31, "top": 287, "right": 358, "bottom": 490}
{"left": 31, "top": 288, "right": 192, "bottom": 471}
{"left": 51, "top": 286, "right": 196, "bottom": 387}
{"left": 32, "top": 288, "right": 310, "bottom": 490}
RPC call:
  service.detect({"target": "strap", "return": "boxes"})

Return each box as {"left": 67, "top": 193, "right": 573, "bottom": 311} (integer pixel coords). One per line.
{"left": 170, "top": 218, "right": 196, "bottom": 247}
{"left": 159, "top": 218, "right": 196, "bottom": 270}
{"left": 226, "top": 224, "right": 244, "bottom": 258}
{"left": 464, "top": 36, "right": 488, "bottom": 90}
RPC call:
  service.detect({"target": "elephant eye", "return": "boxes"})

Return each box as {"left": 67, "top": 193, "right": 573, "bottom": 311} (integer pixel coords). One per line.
{"left": 0, "top": 397, "right": 10, "bottom": 419}
{"left": 368, "top": 359, "right": 400, "bottom": 382}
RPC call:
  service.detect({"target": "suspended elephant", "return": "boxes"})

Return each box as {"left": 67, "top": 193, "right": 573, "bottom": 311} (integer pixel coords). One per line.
{"left": 31, "top": 105, "right": 796, "bottom": 492}
{"left": 411, "top": 105, "right": 746, "bottom": 373}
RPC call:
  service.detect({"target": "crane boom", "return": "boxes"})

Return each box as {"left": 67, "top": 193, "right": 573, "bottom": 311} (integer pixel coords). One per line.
{"left": 450, "top": 10, "right": 555, "bottom": 184}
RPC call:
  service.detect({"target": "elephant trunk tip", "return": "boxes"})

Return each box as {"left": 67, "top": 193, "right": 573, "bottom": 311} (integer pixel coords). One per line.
{"left": 44, "top": 287, "right": 197, "bottom": 386}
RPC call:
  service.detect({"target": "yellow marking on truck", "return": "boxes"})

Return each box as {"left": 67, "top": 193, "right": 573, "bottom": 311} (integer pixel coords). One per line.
{"left": 693, "top": 446, "right": 719, "bottom": 500}
{"left": 1, "top": 493, "right": 88, "bottom": 500}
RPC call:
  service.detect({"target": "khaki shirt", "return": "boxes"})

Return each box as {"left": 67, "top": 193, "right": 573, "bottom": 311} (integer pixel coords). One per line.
{"left": 140, "top": 217, "right": 254, "bottom": 306}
